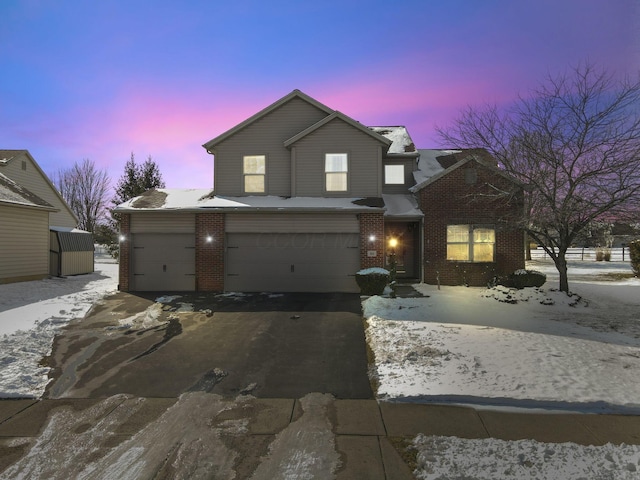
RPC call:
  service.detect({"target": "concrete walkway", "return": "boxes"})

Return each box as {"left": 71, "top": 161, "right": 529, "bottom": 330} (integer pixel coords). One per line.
{"left": 1, "top": 396, "right": 639, "bottom": 478}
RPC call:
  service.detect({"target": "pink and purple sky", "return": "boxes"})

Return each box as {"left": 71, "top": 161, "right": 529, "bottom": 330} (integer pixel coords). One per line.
{"left": 1, "top": 0, "right": 638, "bottom": 190}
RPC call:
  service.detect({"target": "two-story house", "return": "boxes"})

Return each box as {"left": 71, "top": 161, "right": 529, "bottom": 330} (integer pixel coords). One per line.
{"left": 114, "top": 90, "right": 524, "bottom": 292}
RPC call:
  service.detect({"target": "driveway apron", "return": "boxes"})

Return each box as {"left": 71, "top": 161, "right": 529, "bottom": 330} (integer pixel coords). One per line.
{"left": 44, "top": 292, "right": 373, "bottom": 400}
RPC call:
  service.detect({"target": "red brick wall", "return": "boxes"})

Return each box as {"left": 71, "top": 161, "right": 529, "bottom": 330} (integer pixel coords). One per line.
{"left": 418, "top": 161, "right": 525, "bottom": 286}
{"left": 118, "top": 214, "right": 131, "bottom": 291}
{"left": 359, "top": 212, "right": 385, "bottom": 270}
{"left": 196, "top": 213, "right": 225, "bottom": 291}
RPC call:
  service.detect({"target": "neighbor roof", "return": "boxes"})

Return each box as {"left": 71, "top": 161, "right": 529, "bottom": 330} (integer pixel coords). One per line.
{"left": 0, "top": 172, "right": 57, "bottom": 211}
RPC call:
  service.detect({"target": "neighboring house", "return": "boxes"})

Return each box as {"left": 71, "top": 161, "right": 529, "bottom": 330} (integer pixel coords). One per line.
{"left": 0, "top": 150, "right": 94, "bottom": 282}
{"left": 114, "top": 90, "right": 524, "bottom": 293}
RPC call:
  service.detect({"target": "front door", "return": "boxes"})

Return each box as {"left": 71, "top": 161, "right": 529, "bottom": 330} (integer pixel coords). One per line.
{"left": 384, "top": 222, "right": 419, "bottom": 279}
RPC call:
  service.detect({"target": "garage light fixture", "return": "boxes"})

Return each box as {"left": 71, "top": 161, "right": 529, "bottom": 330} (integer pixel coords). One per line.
{"left": 205, "top": 235, "right": 214, "bottom": 243}
{"left": 368, "top": 235, "right": 376, "bottom": 242}
{"left": 118, "top": 234, "right": 126, "bottom": 243}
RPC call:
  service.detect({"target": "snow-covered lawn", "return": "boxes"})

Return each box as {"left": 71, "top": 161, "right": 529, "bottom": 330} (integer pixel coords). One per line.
{"left": 365, "top": 259, "right": 640, "bottom": 479}
{"left": 0, "top": 262, "right": 118, "bottom": 398}
{"left": 365, "top": 260, "right": 640, "bottom": 412}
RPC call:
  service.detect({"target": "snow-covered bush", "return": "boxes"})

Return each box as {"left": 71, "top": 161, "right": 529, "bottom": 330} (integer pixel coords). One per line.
{"left": 355, "top": 268, "right": 389, "bottom": 296}
{"left": 497, "top": 269, "right": 546, "bottom": 289}
{"left": 629, "top": 240, "right": 640, "bottom": 277}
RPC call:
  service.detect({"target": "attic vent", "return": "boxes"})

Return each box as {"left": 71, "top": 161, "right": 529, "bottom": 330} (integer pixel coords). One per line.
{"left": 21, "top": 160, "right": 27, "bottom": 171}
{"left": 464, "top": 168, "right": 477, "bottom": 185}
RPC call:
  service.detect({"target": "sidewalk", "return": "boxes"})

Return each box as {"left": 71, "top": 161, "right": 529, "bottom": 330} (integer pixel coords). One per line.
{"left": 1, "top": 396, "right": 639, "bottom": 479}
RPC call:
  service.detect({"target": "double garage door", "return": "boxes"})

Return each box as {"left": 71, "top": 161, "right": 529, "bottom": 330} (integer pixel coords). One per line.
{"left": 129, "top": 213, "right": 360, "bottom": 292}
{"left": 225, "top": 213, "right": 360, "bottom": 293}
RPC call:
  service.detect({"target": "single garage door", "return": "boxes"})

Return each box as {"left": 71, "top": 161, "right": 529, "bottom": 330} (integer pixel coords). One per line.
{"left": 132, "top": 233, "right": 195, "bottom": 291}
{"left": 226, "top": 232, "right": 359, "bottom": 292}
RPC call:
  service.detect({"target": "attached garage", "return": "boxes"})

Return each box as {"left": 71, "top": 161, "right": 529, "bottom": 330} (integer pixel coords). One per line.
{"left": 225, "top": 213, "right": 360, "bottom": 293}
{"left": 129, "top": 213, "right": 196, "bottom": 291}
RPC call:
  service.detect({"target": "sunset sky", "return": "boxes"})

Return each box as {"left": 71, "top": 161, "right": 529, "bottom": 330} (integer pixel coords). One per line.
{"left": 1, "top": 0, "right": 638, "bottom": 190}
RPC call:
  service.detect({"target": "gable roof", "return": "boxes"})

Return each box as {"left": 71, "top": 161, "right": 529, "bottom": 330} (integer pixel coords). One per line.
{"left": 410, "top": 153, "right": 524, "bottom": 193}
{"left": 202, "top": 89, "right": 335, "bottom": 152}
{"left": 0, "top": 172, "right": 57, "bottom": 211}
{"left": 0, "top": 149, "right": 78, "bottom": 223}
{"left": 283, "top": 111, "right": 392, "bottom": 148}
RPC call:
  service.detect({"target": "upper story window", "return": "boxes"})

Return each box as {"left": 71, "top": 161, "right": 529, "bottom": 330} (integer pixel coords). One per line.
{"left": 243, "top": 155, "right": 266, "bottom": 193}
{"left": 325, "top": 153, "right": 348, "bottom": 192}
{"left": 384, "top": 164, "right": 404, "bottom": 184}
{"left": 447, "top": 224, "right": 495, "bottom": 262}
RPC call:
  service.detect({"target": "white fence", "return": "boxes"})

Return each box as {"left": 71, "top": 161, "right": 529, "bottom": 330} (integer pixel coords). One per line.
{"left": 531, "top": 247, "right": 632, "bottom": 262}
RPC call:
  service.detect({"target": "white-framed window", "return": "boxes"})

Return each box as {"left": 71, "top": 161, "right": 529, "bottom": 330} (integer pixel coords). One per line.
{"left": 325, "top": 153, "right": 348, "bottom": 192}
{"left": 447, "top": 224, "right": 495, "bottom": 262}
{"left": 384, "top": 164, "right": 404, "bottom": 184}
{"left": 243, "top": 155, "right": 266, "bottom": 193}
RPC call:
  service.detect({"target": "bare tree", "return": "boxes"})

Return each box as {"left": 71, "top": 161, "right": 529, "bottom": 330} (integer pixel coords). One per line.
{"left": 56, "top": 159, "right": 111, "bottom": 233}
{"left": 438, "top": 62, "right": 640, "bottom": 293}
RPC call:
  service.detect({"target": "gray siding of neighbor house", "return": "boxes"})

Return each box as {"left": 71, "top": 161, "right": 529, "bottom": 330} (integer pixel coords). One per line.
{"left": 382, "top": 159, "right": 417, "bottom": 194}
{"left": 0, "top": 204, "right": 50, "bottom": 283}
{"left": 213, "top": 98, "right": 329, "bottom": 196}
{"left": 0, "top": 151, "right": 77, "bottom": 228}
{"left": 292, "top": 118, "right": 382, "bottom": 197}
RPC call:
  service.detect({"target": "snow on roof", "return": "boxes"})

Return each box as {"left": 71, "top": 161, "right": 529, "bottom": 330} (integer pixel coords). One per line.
{"left": 115, "top": 189, "right": 385, "bottom": 212}
{"left": 382, "top": 194, "right": 423, "bottom": 218}
{"left": 413, "top": 149, "right": 461, "bottom": 185}
{"left": 369, "top": 127, "right": 417, "bottom": 155}
{"left": 0, "top": 172, "right": 56, "bottom": 210}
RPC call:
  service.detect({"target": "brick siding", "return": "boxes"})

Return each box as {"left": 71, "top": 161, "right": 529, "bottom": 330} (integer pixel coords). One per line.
{"left": 418, "top": 161, "right": 525, "bottom": 286}
{"left": 359, "top": 212, "right": 385, "bottom": 270}
{"left": 195, "top": 213, "right": 225, "bottom": 291}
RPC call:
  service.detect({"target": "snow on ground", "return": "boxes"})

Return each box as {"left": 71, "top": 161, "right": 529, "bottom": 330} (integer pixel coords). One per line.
{"left": 0, "top": 261, "right": 118, "bottom": 398}
{"left": 364, "top": 259, "right": 640, "bottom": 479}
{"left": 412, "top": 435, "right": 640, "bottom": 480}
{"left": 365, "top": 259, "right": 640, "bottom": 412}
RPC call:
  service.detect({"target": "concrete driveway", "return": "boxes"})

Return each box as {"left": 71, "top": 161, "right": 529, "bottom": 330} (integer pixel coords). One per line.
{"left": 44, "top": 291, "right": 373, "bottom": 400}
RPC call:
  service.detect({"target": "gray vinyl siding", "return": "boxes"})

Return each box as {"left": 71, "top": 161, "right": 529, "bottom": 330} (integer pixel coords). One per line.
{"left": 293, "top": 118, "right": 382, "bottom": 197}
{"left": 226, "top": 213, "right": 359, "bottom": 233}
{"left": 382, "top": 159, "right": 417, "bottom": 194}
{"left": 129, "top": 213, "right": 196, "bottom": 233}
{"left": 0, "top": 152, "right": 77, "bottom": 228}
{"left": 213, "top": 97, "right": 329, "bottom": 196}
{"left": 0, "top": 204, "right": 50, "bottom": 283}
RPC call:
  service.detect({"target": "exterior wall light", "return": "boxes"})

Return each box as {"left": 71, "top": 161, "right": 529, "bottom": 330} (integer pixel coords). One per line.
{"left": 205, "top": 235, "right": 214, "bottom": 243}
{"left": 369, "top": 235, "right": 376, "bottom": 242}
{"left": 388, "top": 237, "right": 398, "bottom": 249}
{"left": 119, "top": 235, "right": 126, "bottom": 243}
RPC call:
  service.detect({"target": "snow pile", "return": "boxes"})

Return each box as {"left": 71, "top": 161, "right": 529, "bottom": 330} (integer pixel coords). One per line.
{"left": 412, "top": 435, "right": 640, "bottom": 480}
{"left": 0, "top": 264, "right": 118, "bottom": 398}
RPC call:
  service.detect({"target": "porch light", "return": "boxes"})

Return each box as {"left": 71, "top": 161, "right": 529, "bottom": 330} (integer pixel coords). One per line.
{"left": 388, "top": 237, "right": 398, "bottom": 249}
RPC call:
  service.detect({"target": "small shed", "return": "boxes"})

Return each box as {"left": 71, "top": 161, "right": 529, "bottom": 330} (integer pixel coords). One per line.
{"left": 49, "top": 227, "right": 95, "bottom": 277}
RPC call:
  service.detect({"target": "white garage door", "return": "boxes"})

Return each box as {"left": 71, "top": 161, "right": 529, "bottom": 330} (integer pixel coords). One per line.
{"left": 226, "top": 232, "right": 360, "bottom": 292}
{"left": 132, "top": 233, "right": 195, "bottom": 291}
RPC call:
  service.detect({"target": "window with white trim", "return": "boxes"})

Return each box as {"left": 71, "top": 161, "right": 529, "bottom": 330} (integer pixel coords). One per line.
{"left": 243, "top": 155, "right": 266, "bottom": 193}
{"left": 325, "top": 153, "right": 348, "bottom": 192}
{"left": 447, "top": 224, "right": 495, "bottom": 262}
{"left": 384, "top": 164, "right": 404, "bottom": 184}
